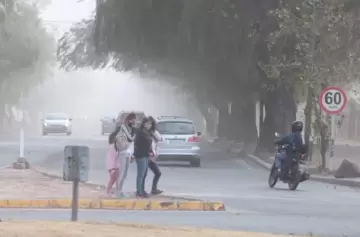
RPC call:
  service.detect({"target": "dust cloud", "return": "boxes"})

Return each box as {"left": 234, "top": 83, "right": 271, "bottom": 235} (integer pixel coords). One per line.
{"left": 20, "top": 69, "right": 205, "bottom": 136}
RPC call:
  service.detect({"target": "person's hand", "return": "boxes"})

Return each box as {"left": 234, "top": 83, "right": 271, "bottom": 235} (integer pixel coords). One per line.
{"left": 149, "top": 152, "right": 154, "bottom": 157}
{"left": 130, "top": 155, "right": 135, "bottom": 162}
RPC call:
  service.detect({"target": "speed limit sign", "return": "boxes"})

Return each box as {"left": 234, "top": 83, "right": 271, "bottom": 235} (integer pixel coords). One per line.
{"left": 320, "top": 86, "right": 347, "bottom": 114}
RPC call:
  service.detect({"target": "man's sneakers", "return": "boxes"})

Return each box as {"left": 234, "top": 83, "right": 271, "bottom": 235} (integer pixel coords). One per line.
{"left": 151, "top": 189, "right": 163, "bottom": 195}
{"left": 136, "top": 192, "right": 150, "bottom": 198}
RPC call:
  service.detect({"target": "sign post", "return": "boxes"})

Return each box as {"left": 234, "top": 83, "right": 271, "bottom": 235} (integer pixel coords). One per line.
{"left": 63, "top": 145, "right": 89, "bottom": 222}
{"left": 319, "top": 87, "right": 347, "bottom": 170}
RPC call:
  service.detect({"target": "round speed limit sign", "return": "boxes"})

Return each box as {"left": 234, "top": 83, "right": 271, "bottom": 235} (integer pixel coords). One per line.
{"left": 320, "top": 87, "right": 347, "bottom": 114}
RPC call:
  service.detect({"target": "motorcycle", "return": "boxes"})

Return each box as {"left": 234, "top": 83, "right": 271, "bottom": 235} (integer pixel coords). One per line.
{"left": 268, "top": 132, "right": 310, "bottom": 190}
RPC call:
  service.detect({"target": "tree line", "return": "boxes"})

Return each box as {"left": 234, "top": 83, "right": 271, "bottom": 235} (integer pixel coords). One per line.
{"left": 58, "top": 0, "right": 360, "bottom": 169}
{"left": 0, "top": 0, "right": 54, "bottom": 131}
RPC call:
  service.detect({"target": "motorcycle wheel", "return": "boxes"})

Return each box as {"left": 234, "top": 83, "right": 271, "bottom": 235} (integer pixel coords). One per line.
{"left": 268, "top": 164, "right": 278, "bottom": 188}
{"left": 288, "top": 181, "right": 299, "bottom": 190}
{"left": 288, "top": 171, "right": 301, "bottom": 190}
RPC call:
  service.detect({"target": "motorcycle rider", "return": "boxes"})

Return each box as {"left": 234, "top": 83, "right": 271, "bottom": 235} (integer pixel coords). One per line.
{"left": 274, "top": 121, "right": 306, "bottom": 175}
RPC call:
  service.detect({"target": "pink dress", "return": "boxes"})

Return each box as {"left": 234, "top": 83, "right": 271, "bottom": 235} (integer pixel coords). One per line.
{"left": 106, "top": 144, "right": 118, "bottom": 171}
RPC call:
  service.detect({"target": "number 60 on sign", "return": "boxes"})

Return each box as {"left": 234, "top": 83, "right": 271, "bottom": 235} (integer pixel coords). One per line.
{"left": 320, "top": 87, "right": 347, "bottom": 114}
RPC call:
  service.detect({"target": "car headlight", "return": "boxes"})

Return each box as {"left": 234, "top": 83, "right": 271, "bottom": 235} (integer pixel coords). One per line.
{"left": 43, "top": 122, "right": 48, "bottom": 126}
{"left": 65, "top": 121, "right": 70, "bottom": 126}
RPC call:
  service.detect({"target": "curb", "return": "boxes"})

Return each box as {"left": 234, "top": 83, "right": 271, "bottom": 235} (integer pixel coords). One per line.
{"left": 247, "top": 154, "right": 360, "bottom": 188}
{"left": 0, "top": 199, "right": 225, "bottom": 211}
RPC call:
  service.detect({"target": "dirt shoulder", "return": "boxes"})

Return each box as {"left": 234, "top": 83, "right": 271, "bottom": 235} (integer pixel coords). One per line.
{"left": 0, "top": 221, "right": 308, "bottom": 237}
{"left": 0, "top": 168, "right": 104, "bottom": 199}
{"left": 0, "top": 168, "right": 183, "bottom": 201}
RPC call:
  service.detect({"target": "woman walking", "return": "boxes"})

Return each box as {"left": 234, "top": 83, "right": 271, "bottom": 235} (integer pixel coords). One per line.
{"left": 147, "top": 116, "right": 163, "bottom": 195}
{"left": 108, "top": 112, "right": 136, "bottom": 197}
{"left": 133, "top": 117, "right": 153, "bottom": 198}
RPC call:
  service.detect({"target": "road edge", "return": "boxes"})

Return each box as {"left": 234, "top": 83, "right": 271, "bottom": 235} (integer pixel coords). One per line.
{"left": 247, "top": 154, "right": 360, "bottom": 188}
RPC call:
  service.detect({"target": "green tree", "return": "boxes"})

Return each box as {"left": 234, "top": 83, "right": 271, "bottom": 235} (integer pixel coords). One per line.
{"left": 0, "top": 0, "right": 54, "bottom": 125}
{"left": 58, "top": 0, "right": 284, "bottom": 150}
{"left": 61, "top": 0, "right": 360, "bottom": 155}
{"left": 264, "top": 0, "right": 360, "bottom": 170}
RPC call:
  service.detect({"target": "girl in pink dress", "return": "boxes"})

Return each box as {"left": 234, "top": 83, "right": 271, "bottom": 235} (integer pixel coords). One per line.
{"left": 106, "top": 142, "right": 119, "bottom": 196}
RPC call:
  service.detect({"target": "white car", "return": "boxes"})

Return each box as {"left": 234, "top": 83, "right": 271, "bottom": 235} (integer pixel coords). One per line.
{"left": 42, "top": 113, "right": 72, "bottom": 136}
{"left": 155, "top": 116, "right": 201, "bottom": 167}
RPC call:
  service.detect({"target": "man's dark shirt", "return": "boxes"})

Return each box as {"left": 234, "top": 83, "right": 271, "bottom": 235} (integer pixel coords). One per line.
{"left": 275, "top": 132, "right": 306, "bottom": 155}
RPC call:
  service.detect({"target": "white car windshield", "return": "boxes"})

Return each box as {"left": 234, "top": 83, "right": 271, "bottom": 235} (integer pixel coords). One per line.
{"left": 157, "top": 121, "right": 195, "bottom": 135}
{"left": 46, "top": 115, "right": 68, "bottom": 120}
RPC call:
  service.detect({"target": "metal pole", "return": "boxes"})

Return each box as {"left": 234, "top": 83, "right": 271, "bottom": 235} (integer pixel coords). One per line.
{"left": 19, "top": 128, "right": 24, "bottom": 158}
{"left": 329, "top": 115, "right": 336, "bottom": 171}
{"left": 71, "top": 147, "right": 79, "bottom": 221}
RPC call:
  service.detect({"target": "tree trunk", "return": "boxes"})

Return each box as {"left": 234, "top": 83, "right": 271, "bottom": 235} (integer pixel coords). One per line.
{"left": 274, "top": 85, "right": 296, "bottom": 135}
{"left": 258, "top": 94, "right": 276, "bottom": 152}
{"left": 241, "top": 100, "right": 258, "bottom": 144}
{"left": 204, "top": 108, "right": 217, "bottom": 138}
{"left": 257, "top": 85, "right": 296, "bottom": 152}
{"left": 217, "top": 103, "right": 231, "bottom": 138}
{"left": 229, "top": 100, "right": 244, "bottom": 142}
{"left": 304, "top": 86, "right": 313, "bottom": 146}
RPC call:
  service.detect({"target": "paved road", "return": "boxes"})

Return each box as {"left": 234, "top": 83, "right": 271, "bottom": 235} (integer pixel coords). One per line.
{"left": 0, "top": 209, "right": 357, "bottom": 237}
{"left": 1, "top": 133, "right": 360, "bottom": 236}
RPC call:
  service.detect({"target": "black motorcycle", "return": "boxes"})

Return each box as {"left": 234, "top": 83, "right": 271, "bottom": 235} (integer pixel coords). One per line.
{"left": 268, "top": 133, "right": 310, "bottom": 190}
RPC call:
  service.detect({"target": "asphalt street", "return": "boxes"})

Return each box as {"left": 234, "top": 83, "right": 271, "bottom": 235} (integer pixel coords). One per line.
{"left": 1, "top": 131, "right": 360, "bottom": 236}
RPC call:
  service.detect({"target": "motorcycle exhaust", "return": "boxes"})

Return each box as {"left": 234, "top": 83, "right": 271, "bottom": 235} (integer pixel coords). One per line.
{"left": 300, "top": 172, "right": 310, "bottom": 182}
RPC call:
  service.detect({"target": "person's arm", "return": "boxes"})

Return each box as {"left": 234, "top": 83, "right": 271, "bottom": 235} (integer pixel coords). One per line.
{"left": 295, "top": 133, "right": 307, "bottom": 153}
{"left": 153, "top": 130, "right": 162, "bottom": 143}
{"left": 274, "top": 136, "right": 287, "bottom": 145}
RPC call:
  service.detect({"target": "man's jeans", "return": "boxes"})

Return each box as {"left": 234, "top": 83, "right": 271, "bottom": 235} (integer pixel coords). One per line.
{"left": 275, "top": 151, "right": 287, "bottom": 169}
{"left": 136, "top": 157, "right": 149, "bottom": 195}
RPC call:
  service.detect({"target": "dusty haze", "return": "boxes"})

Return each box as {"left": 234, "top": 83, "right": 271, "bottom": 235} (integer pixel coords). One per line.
{"left": 19, "top": 69, "right": 205, "bottom": 136}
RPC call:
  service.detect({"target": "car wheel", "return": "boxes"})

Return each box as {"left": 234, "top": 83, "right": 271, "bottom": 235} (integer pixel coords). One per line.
{"left": 66, "top": 131, "right": 72, "bottom": 136}
{"left": 190, "top": 159, "right": 201, "bottom": 168}
{"left": 42, "top": 132, "right": 47, "bottom": 136}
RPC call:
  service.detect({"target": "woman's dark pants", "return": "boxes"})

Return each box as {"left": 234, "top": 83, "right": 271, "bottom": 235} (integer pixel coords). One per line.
{"left": 143, "top": 160, "right": 161, "bottom": 192}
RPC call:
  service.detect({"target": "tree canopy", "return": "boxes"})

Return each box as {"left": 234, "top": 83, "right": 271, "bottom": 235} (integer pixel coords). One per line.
{"left": 0, "top": 0, "right": 54, "bottom": 108}
{"left": 57, "top": 0, "right": 360, "bottom": 153}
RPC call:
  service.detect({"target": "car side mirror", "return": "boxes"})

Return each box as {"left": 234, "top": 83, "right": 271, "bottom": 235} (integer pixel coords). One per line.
{"left": 197, "top": 132, "right": 202, "bottom": 136}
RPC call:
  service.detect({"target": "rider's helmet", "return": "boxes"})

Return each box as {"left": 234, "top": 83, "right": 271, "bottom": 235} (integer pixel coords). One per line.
{"left": 291, "top": 120, "right": 303, "bottom": 133}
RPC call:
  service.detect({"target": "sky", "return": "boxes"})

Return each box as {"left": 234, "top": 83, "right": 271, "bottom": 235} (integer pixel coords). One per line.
{"left": 40, "top": 0, "right": 94, "bottom": 38}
